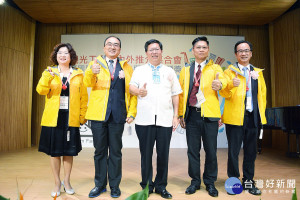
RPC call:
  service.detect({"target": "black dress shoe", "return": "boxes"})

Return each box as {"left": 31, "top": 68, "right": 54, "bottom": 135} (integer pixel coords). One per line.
{"left": 206, "top": 184, "right": 218, "bottom": 197}
{"left": 155, "top": 189, "right": 172, "bottom": 199}
{"left": 243, "top": 180, "right": 261, "bottom": 196}
{"left": 185, "top": 185, "right": 200, "bottom": 194}
{"left": 246, "top": 186, "right": 261, "bottom": 195}
{"left": 111, "top": 187, "right": 121, "bottom": 198}
{"left": 88, "top": 186, "right": 107, "bottom": 198}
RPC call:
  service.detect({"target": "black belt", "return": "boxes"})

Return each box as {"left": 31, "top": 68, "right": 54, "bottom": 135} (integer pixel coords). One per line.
{"left": 190, "top": 106, "right": 201, "bottom": 112}
{"left": 245, "top": 110, "right": 252, "bottom": 115}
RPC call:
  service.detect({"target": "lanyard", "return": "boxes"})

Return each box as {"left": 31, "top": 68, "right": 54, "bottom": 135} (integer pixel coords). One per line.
{"left": 58, "top": 66, "right": 72, "bottom": 90}
{"left": 245, "top": 69, "right": 251, "bottom": 91}
{"left": 193, "top": 66, "right": 202, "bottom": 87}
{"left": 61, "top": 72, "right": 71, "bottom": 90}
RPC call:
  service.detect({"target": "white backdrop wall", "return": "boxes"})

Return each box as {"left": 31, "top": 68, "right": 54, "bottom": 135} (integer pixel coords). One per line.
{"left": 61, "top": 34, "right": 244, "bottom": 148}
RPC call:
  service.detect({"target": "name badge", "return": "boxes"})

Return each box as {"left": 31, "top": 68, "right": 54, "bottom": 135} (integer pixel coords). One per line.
{"left": 153, "top": 74, "right": 160, "bottom": 84}
{"left": 196, "top": 90, "right": 206, "bottom": 105}
{"left": 67, "top": 130, "right": 70, "bottom": 141}
{"left": 246, "top": 96, "right": 252, "bottom": 110}
{"left": 259, "top": 129, "right": 263, "bottom": 139}
{"left": 60, "top": 96, "right": 69, "bottom": 110}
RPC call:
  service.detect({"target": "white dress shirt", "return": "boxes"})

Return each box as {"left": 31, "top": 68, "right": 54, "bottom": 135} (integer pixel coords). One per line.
{"left": 130, "top": 63, "right": 182, "bottom": 127}
{"left": 238, "top": 63, "right": 253, "bottom": 112}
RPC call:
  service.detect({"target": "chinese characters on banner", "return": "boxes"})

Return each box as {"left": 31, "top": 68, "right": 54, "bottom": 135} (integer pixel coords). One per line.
{"left": 77, "top": 53, "right": 228, "bottom": 78}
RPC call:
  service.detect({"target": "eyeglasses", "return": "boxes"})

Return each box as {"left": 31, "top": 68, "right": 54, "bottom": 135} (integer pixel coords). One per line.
{"left": 194, "top": 46, "right": 208, "bottom": 50}
{"left": 148, "top": 48, "right": 161, "bottom": 53}
{"left": 105, "top": 42, "right": 120, "bottom": 48}
{"left": 57, "top": 51, "right": 69, "bottom": 55}
{"left": 236, "top": 49, "right": 251, "bottom": 54}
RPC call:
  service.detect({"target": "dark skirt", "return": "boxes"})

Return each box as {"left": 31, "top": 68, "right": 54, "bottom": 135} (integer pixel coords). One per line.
{"left": 38, "top": 110, "right": 82, "bottom": 157}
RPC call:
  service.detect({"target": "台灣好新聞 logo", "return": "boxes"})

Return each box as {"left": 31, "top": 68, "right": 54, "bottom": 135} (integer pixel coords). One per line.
{"left": 225, "top": 177, "right": 243, "bottom": 194}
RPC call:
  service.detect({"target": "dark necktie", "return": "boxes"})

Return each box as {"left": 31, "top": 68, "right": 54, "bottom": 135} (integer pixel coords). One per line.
{"left": 189, "top": 64, "right": 201, "bottom": 106}
{"left": 109, "top": 60, "right": 114, "bottom": 75}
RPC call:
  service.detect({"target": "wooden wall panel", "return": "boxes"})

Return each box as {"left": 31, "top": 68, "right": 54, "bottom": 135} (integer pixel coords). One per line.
{"left": 131, "top": 23, "right": 153, "bottom": 34}
{"left": 0, "top": 4, "right": 35, "bottom": 152}
{"left": 0, "top": 6, "right": 4, "bottom": 47}
{"left": 270, "top": 8, "right": 300, "bottom": 152}
{"left": 67, "top": 23, "right": 109, "bottom": 34}
{"left": 153, "top": 23, "right": 196, "bottom": 34}
{"left": 197, "top": 24, "right": 238, "bottom": 36}
{"left": 273, "top": 8, "right": 300, "bottom": 107}
{"left": 0, "top": 47, "right": 14, "bottom": 151}
{"left": 31, "top": 23, "right": 67, "bottom": 146}
{"left": 110, "top": 23, "right": 153, "bottom": 33}
{"left": 269, "top": 23, "right": 276, "bottom": 107}
{"left": 110, "top": 23, "right": 137, "bottom": 33}
{"left": 239, "top": 25, "right": 272, "bottom": 108}
{"left": 27, "top": 22, "right": 36, "bottom": 148}
{"left": 2, "top": 4, "right": 33, "bottom": 53}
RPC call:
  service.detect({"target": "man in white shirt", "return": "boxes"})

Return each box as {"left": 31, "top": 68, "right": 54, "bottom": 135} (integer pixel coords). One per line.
{"left": 129, "top": 39, "right": 182, "bottom": 199}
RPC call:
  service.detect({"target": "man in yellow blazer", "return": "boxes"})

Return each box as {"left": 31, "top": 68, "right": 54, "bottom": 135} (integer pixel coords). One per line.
{"left": 178, "top": 36, "right": 227, "bottom": 197}
{"left": 220, "top": 40, "right": 266, "bottom": 196}
{"left": 84, "top": 36, "right": 137, "bottom": 198}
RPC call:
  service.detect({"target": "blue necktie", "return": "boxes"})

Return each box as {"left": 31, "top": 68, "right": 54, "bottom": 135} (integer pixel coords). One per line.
{"left": 109, "top": 60, "right": 114, "bottom": 75}
{"left": 243, "top": 67, "right": 253, "bottom": 112}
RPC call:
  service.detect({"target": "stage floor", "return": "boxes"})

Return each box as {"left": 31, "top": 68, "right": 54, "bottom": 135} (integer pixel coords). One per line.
{"left": 0, "top": 147, "right": 299, "bottom": 200}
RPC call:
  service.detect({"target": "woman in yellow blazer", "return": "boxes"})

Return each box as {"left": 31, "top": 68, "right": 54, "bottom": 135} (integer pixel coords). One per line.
{"left": 36, "top": 43, "right": 88, "bottom": 198}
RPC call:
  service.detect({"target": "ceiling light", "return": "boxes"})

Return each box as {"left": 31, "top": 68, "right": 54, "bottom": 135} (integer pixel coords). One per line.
{"left": 0, "top": 0, "right": 5, "bottom": 5}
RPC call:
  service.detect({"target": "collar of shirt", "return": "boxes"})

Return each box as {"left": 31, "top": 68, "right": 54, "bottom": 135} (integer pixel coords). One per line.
{"left": 238, "top": 63, "right": 250, "bottom": 72}
{"left": 148, "top": 62, "right": 162, "bottom": 71}
{"left": 195, "top": 60, "right": 207, "bottom": 73}
{"left": 105, "top": 57, "right": 117, "bottom": 65}
{"left": 58, "top": 66, "right": 73, "bottom": 78}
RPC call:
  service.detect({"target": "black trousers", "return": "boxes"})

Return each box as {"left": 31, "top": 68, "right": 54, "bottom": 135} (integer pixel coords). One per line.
{"left": 91, "top": 117, "right": 124, "bottom": 188}
{"left": 135, "top": 124, "right": 172, "bottom": 192}
{"left": 226, "top": 111, "right": 258, "bottom": 181}
{"left": 186, "top": 107, "right": 218, "bottom": 186}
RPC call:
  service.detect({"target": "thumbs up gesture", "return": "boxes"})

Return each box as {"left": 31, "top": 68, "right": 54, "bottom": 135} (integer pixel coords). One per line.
{"left": 47, "top": 67, "right": 54, "bottom": 77}
{"left": 139, "top": 83, "right": 148, "bottom": 97}
{"left": 92, "top": 58, "right": 101, "bottom": 74}
{"left": 233, "top": 72, "right": 240, "bottom": 87}
{"left": 212, "top": 73, "right": 222, "bottom": 91}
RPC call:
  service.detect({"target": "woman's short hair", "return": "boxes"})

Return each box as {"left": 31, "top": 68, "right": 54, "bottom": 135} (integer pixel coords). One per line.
{"left": 50, "top": 43, "right": 78, "bottom": 66}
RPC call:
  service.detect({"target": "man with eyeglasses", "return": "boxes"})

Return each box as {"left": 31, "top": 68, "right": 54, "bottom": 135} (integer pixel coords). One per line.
{"left": 178, "top": 36, "right": 227, "bottom": 197}
{"left": 220, "top": 40, "right": 266, "bottom": 196}
{"left": 129, "top": 39, "right": 182, "bottom": 199}
{"left": 84, "top": 36, "right": 137, "bottom": 198}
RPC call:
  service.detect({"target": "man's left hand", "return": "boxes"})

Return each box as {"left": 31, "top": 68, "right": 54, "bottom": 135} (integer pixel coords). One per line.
{"left": 126, "top": 117, "right": 134, "bottom": 124}
{"left": 212, "top": 73, "right": 222, "bottom": 91}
